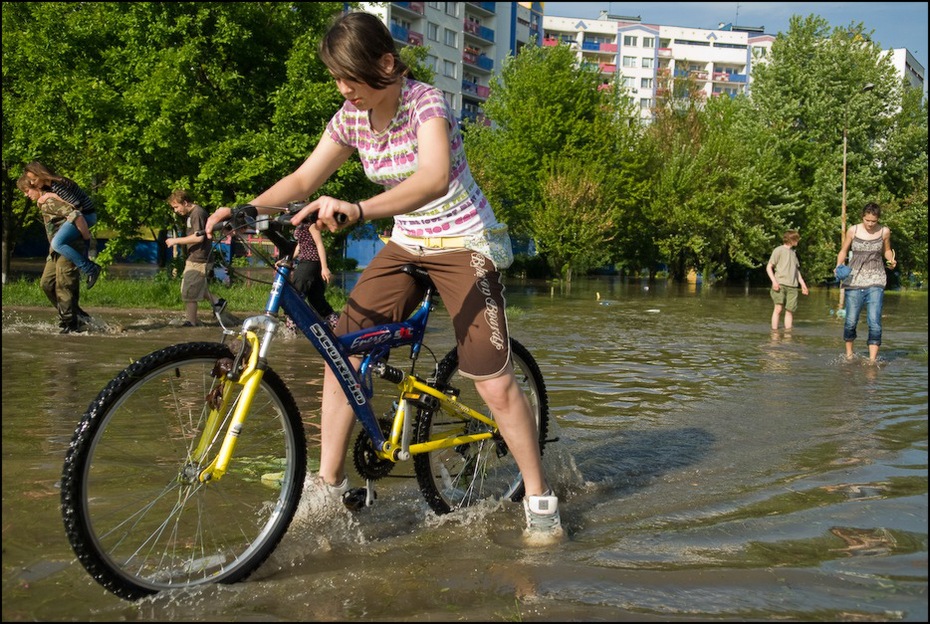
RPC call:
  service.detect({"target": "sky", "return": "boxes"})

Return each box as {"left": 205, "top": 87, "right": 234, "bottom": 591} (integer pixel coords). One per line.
{"left": 541, "top": 2, "right": 928, "bottom": 84}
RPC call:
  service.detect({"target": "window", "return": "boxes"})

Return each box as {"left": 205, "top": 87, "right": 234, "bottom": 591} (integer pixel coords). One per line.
{"left": 622, "top": 76, "right": 635, "bottom": 88}
{"left": 428, "top": 54, "right": 439, "bottom": 72}
{"left": 622, "top": 56, "right": 637, "bottom": 68}
{"left": 641, "top": 57, "right": 654, "bottom": 69}
{"left": 640, "top": 97, "right": 653, "bottom": 109}
{"left": 641, "top": 77, "right": 653, "bottom": 89}
{"left": 428, "top": 1, "right": 441, "bottom": 9}
{"left": 427, "top": 22, "right": 439, "bottom": 42}
{"left": 445, "top": 2, "right": 457, "bottom": 17}
{"left": 623, "top": 35, "right": 638, "bottom": 47}
{"left": 443, "top": 59, "right": 456, "bottom": 78}
{"left": 643, "top": 36, "right": 655, "bottom": 48}
{"left": 444, "top": 28, "right": 457, "bottom": 47}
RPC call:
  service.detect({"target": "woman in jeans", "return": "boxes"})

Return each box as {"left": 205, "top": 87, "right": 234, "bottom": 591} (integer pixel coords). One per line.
{"left": 835, "top": 202, "right": 897, "bottom": 363}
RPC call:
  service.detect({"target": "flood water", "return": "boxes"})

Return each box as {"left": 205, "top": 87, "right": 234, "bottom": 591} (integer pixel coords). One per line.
{"left": 2, "top": 277, "right": 927, "bottom": 622}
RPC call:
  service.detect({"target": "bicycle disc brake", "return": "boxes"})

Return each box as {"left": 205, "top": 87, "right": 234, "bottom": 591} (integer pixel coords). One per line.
{"left": 353, "top": 417, "right": 395, "bottom": 480}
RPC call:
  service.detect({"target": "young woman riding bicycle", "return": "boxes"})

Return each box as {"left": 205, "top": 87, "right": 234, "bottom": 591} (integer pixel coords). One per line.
{"left": 206, "top": 10, "right": 562, "bottom": 543}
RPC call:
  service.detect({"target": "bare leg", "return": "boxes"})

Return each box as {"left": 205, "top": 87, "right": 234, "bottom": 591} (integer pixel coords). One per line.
{"left": 474, "top": 366, "right": 548, "bottom": 497}
{"left": 868, "top": 344, "right": 879, "bottom": 363}
{"left": 771, "top": 304, "right": 783, "bottom": 330}
{"left": 317, "top": 358, "right": 361, "bottom": 486}
{"left": 784, "top": 309, "right": 794, "bottom": 330}
{"left": 845, "top": 340, "right": 855, "bottom": 359}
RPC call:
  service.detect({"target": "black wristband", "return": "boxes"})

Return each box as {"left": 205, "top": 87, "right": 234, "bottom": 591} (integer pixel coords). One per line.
{"left": 354, "top": 202, "right": 365, "bottom": 225}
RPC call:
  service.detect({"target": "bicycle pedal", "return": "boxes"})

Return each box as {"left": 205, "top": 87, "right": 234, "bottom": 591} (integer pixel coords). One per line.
{"left": 342, "top": 487, "right": 376, "bottom": 512}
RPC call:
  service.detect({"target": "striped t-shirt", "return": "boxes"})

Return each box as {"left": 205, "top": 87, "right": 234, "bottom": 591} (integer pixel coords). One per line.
{"left": 51, "top": 178, "right": 95, "bottom": 215}
{"left": 326, "top": 78, "right": 503, "bottom": 240}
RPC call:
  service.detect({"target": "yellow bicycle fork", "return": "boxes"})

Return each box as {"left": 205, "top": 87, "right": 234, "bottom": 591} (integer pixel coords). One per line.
{"left": 191, "top": 331, "right": 263, "bottom": 483}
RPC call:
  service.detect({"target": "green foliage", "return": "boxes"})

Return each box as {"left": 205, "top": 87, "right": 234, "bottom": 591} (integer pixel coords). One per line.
{"left": 2, "top": 1, "right": 350, "bottom": 267}
{"left": 747, "top": 14, "right": 910, "bottom": 278}
{"left": 466, "top": 41, "right": 648, "bottom": 283}
{"left": 3, "top": 5, "right": 926, "bottom": 287}
{"left": 534, "top": 158, "right": 616, "bottom": 281}
{"left": 1, "top": 273, "right": 349, "bottom": 313}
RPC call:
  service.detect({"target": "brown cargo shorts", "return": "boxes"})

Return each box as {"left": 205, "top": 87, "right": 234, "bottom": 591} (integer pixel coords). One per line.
{"left": 335, "top": 241, "right": 512, "bottom": 379}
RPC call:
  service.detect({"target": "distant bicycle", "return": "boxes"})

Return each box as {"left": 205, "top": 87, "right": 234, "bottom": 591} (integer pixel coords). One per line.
{"left": 60, "top": 204, "right": 551, "bottom": 600}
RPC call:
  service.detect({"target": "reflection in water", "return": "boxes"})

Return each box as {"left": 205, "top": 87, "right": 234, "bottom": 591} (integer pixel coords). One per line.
{"left": 1, "top": 282, "right": 927, "bottom": 622}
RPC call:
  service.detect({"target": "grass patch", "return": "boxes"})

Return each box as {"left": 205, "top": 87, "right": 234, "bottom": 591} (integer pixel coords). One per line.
{"left": 2, "top": 271, "right": 348, "bottom": 313}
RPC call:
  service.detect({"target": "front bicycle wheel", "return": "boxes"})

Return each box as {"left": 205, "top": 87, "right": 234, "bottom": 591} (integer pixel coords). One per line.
{"left": 61, "top": 342, "right": 306, "bottom": 601}
{"left": 413, "top": 338, "right": 549, "bottom": 515}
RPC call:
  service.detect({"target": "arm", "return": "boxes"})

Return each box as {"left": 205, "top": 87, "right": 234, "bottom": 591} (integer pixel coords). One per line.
{"left": 836, "top": 226, "right": 854, "bottom": 268}
{"left": 882, "top": 227, "right": 896, "bottom": 268}
{"left": 798, "top": 271, "right": 809, "bottom": 295}
{"left": 766, "top": 261, "right": 779, "bottom": 291}
{"left": 298, "top": 116, "right": 452, "bottom": 232}
{"left": 310, "top": 222, "right": 332, "bottom": 282}
{"left": 165, "top": 233, "right": 207, "bottom": 249}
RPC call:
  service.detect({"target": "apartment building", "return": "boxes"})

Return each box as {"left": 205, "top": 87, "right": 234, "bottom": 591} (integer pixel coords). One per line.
{"left": 355, "top": 4, "right": 923, "bottom": 126}
{"left": 542, "top": 12, "right": 775, "bottom": 121}
{"left": 360, "top": 2, "right": 544, "bottom": 124}
{"left": 885, "top": 48, "right": 925, "bottom": 93}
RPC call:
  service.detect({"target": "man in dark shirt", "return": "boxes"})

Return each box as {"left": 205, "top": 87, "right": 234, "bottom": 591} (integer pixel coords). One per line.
{"left": 165, "top": 189, "right": 227, "bottom": 327}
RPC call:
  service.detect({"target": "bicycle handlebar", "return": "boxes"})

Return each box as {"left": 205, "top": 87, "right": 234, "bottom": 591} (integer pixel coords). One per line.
{"left": 223, "top": 203, "right": 348, "bottom": 232}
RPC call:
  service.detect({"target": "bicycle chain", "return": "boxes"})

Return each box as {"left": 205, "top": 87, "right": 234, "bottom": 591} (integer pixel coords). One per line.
{"left": 353, "top": 417, "right": 396, "bottom": 480}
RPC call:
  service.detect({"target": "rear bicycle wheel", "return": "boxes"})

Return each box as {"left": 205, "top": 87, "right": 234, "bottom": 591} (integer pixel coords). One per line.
{"left": 60, "top": 342, "right": 306, "bottom": 600}
{"left": 413, "top": 339, "right": 549, "bottom": 515}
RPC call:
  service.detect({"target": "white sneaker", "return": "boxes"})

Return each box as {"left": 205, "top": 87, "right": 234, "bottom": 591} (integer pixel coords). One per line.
{"left": 522, "top": 491, "right": 564, "bottom": 546}
{"left": 323, "top": 476, "right": 349, "bottom": 499}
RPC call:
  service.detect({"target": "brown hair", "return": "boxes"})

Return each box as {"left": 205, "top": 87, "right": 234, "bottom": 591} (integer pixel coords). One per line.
{"left": 782, "top": 230, "right": 800, "bottom": 245}
{"left": 167, "top": 189, "right": 194, "bottom": 205}
{"left": 319, "top": 11, "right": 410, "bottom": 89}
{"left": 24, "top": 160, "right": 62, "bottom": 188}
{"left": 862, "top": 202, "right": 881, "bottom": 219}
{"left": 16, "top": 173, "right": 31, "bottom": 193}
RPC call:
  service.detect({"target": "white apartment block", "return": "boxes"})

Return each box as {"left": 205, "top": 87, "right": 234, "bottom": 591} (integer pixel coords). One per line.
{"left": 360, "top": 2, "right": 544, "bottom": 124}
{"left": 542, "top": 12, "right": 775, "bottom": 121}
{"left": 885, "top": 48, "right": 925, "bottom": 93}
{"left": 356, "top": 4, "right": 924, "bottom": 125}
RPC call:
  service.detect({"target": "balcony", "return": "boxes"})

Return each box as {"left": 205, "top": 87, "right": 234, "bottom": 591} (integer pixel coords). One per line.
{"left": 599, "top": 63, "right": 617, "bottom": 74}
{"left": 463, "top": 51, "right": 493, "bottom": 72}
{"left": 658, "top": 47, "right": 672, "bottom": 58}
{"left": 542, "top": 37, "right": 559, "bottom": 47}
{"left": 463, "top": 20, "right": 495, "bottom": 43}
{"left": 466, "top": 2, "right": 496, "bottom": 16}
{"left": 392, "top": 2, "right": 425, "bottom": 16}
{"left": 462, "top": 81, "right": 491, "bottom": 101}
{"left": 600, "top": 42, "right": 618, "bottom": 53}
{"left": 390, "top": 23, "right": 423, "bottom": 47}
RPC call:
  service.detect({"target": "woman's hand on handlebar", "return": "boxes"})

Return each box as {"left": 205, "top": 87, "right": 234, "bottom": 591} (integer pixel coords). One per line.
{"left": 291, "top": 196, "right": 353, "bottom": 232}
{"left": 206, "top": 206, "right": 233, "bottom": 234}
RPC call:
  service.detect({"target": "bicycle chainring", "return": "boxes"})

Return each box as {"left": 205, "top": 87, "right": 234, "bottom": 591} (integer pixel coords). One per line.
{"left": 353, "top": 418, "right": 395, "bottom": 480}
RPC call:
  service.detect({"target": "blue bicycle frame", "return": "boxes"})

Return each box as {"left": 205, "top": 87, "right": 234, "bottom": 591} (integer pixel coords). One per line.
{"left": 266, "top": 263, "right": 434, "bottom": 454}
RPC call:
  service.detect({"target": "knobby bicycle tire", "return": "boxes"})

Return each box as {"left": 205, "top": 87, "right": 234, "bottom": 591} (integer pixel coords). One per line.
{"left": 61, "top": 342, "right": 306, "bottom": 600}
{"left": 413, "top": 338, "right": 549, "bottom": 515}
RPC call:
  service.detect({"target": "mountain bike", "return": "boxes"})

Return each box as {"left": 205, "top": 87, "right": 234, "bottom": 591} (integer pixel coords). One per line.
{"left": 60, "top": 204, "right": 550, "bottom": 601}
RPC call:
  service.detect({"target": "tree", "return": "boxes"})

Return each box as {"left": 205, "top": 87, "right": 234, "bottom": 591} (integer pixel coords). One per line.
{"left": 2, "top": 1, "right": 352, "bottom": 276}
{"left": 748, "top": 14, "right": 905, "bottom": 278}
{"left": 643, "top": 92, "right": 801, "bottom": 282}
{"left": 533, "top": 158, "right": 615, "bottom": 282}
{"left": 873, "top": 82, "right": 928, "bottom": 284}
{"left": 465, "top": 41, "right": 647, "bottom": 281}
